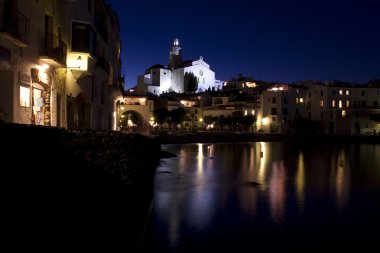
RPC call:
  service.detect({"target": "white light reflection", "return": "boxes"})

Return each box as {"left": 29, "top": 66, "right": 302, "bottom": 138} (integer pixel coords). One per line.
{"left": 185, "top": 143, "right": 214, "bottom": 230}
{"left": 269, "top": 161, "right": 286, "bottom": 224}
{"left": 295, "top": 151, "right": 305, "bottom": 213}
{"left": 335, "top": 149, "right": 350, "bottom": 211}
{"left": 258, "top": 142, "right": 267, "bottom": 185}
{"left": 197, "top": 143, "right": 204, "bottom": 175}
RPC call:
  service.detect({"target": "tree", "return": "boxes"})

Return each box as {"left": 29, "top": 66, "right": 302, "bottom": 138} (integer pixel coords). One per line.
{"left": 231, "top": 111, "right": 244, "bottom": 131}
{"left": 370, "top": 113, "right": 380, "bottom": 122}
{"left": 184, "top": 72, "right": 198, "bottom": 93}
{"left": 241, "top": 114, "right": 257, "bottom": 132}
{"left": 203, "top": 115, "right": 214, "bottom": 125}
{"left": 169, "top": 107, "right": 186, "bottom": 129}
{"left": 153, "top": 107, "right": 169, "bottom": 130}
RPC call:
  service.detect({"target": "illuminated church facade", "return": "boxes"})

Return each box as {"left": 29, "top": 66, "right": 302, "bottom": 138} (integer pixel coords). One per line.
{"left": 133, "top": 39, "right": 219, "bottom": 94}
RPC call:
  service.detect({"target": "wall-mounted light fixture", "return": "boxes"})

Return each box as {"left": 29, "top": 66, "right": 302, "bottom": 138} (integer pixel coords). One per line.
{"left": 67, "top": 55, "right": 83, "bottom": 69}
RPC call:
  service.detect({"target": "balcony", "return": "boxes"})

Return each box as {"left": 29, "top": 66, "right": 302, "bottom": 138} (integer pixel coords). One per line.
{"left": 0, "top": 3, "right": 30, "bottom": 47}
{"left": 39, "top": 32, "right": 67, "bottom": 67}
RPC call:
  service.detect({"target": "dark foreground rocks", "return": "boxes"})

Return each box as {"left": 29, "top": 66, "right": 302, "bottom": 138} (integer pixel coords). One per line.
{"left": 1, "top": 123, "right": 161, "bottom": 252}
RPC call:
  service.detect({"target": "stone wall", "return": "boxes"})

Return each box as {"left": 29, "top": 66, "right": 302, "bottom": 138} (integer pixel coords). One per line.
{"left": 1, "top": 123, "right": 162, "bottom": 251}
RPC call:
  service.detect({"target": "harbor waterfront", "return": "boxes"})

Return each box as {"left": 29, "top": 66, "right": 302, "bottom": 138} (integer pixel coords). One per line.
{"left": 142, "top": 142, "right": 380, "bottom": 252}
{"left": 2, "top": 123, "right": 379, "bottom": 251}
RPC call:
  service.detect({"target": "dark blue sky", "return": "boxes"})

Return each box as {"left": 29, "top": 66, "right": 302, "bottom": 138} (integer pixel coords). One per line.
{"left": 107, "top": 0, "right": 380, "bottom": 89}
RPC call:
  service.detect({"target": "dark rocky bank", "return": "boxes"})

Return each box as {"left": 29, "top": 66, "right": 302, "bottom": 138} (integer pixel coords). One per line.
{"left": 1, "top": 123, "right": 162, "bottom": 252}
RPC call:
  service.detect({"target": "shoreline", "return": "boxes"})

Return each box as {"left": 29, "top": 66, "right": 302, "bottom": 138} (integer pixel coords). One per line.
{"left": 155, "top": 131, "right": 380, "bottom": 144}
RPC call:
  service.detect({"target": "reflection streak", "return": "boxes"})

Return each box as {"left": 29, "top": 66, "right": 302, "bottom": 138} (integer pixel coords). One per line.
{"left": 269, "top": 161, "right": 286, "bottom": 224}
{"left": 295, "top": 151, "right": 305, "bottom": 212}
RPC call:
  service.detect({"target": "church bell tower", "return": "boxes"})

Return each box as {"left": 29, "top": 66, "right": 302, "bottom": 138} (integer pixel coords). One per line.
{"left": 169, "top": 38, "right": 183, "bottom": 69}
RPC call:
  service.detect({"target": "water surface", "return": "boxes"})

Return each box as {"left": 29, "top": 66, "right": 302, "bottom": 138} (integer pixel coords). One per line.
{"left": 143, "top": 142, "right": 380, "bottom": 252}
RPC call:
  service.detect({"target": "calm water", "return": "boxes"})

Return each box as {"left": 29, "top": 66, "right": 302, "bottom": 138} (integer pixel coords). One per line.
{"left": 142, "top": 142, "right": 380, "bottom": 252}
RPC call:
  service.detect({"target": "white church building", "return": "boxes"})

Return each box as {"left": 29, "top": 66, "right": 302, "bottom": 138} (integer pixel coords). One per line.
{"left": 133, "top": 39, "right": 219, "bottom": 94}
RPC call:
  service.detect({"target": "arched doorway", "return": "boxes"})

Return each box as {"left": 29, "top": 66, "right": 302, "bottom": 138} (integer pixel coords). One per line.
{"left": 67, "top": 93, "right": 89, "bottom": 129}
{"left": 120, "top": 110, "right": 144, "bottom": 132}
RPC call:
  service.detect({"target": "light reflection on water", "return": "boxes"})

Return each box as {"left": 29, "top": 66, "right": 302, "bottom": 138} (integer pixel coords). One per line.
{"left": 148, "top": 142, "right": 380, "bottom": 252}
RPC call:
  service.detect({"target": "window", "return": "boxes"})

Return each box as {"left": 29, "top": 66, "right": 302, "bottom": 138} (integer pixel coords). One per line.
{"left": 339, "top": 90, "right": 343, "bottom": 95}
{"left": 20, "top": 86, "right": 30, "bottom": 107}
{"left": 271, "top": 108, "right": 277, "bottom": 115}
{"left": 283, "top": 108, "right": 288, "bottom": 115}
{"left": 346, "top": 100, "right": 350, "bottom": 108}
{"left": 283, "top": 97, "right": 288, "bottom": 104}
{"left": 94, "top": 0, "right": 108, "bottom": 43}
{"left": 299, "top": 98, "right": 304, "bottom": 103}
{"left": 272, "top": 97, "right": 276, "bottom": 103}
{"left": 374, "top": 101, "right": 378, "bottom": 108}
{"left": 296, "top": 98, "right": 299, "bottom": 104}
{"left": 342, "top": 110, "right": 346, "bottom": 118}
{"left": 320, "top": 90, "right": 324, "bottom": 96}
{"left": 320, "top": 111, "right": 323, "bottom": 119}
{"left": 332, "top": 90, "right": 336, "bottom": 95}
{"left": 72, "top": 23, "right": 96, "bottom": 56}
{"left": 362, "top": 101, "right": 366, "bottom": 108}
{"left": 346, "top": 90, "right": 350, "bottom": 95}
{"left": 320, "top": 100, "right": 324, "bottom": 108}
{"left": 251, "top": 110, "right": 255, "bottom": 115}
{"left": 332, "top": 100, "right": 336, "bottom": 108}
{"left": 339, "top": 100, "right": 342, "bottom": 108}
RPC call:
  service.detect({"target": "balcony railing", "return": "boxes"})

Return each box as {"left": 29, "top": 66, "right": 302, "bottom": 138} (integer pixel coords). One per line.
{"left": 40, "top": 32, "right": 67, "bottom": 66}
{"left": 0, "top": 3, "right": 30, "bottom": 47}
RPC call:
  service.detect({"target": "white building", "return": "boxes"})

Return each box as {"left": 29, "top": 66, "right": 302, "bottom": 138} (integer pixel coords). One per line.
{"left": 133, "top": 38, "right": 217, "bottom": 94}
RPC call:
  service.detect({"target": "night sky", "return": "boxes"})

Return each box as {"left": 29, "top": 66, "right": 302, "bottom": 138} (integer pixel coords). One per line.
{"left": 106, "top": 0, "right": 380, "bottom": 89}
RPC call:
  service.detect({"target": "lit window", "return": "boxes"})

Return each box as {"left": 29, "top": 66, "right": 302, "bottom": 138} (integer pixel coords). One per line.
{"left": 299, "top": 98, "right": 304, "bottom": 103}
{"left": 342, "top": 110, "right": 346, "bottom": 118}
{"left": 20, "top": 86, "right": 30, "bottom": 107}
{"left": 346, "top": 90, "right": 350, "bottom": 95}
{"left": 339, "top": 90, "right": 343, "bottom": 95}
{"left": 339, "top": 100, "right": 342, "bottom": 108}
{"left": 251, "top": 110, "right": 255, "bottom": 115}
{"left": 346, "top": 100, "right": 350, "bottom": 108}
{"left": 244, "top": 110, "right": 248, "bottom": 116}
{"left": 320, "top": 100, "right": 324, "bottom": 108}
{"left": 296, "top": 98, "right": 299, "bottom": 104}
{"left": 332, "top": 100, "right": 336, "bottom": 108}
